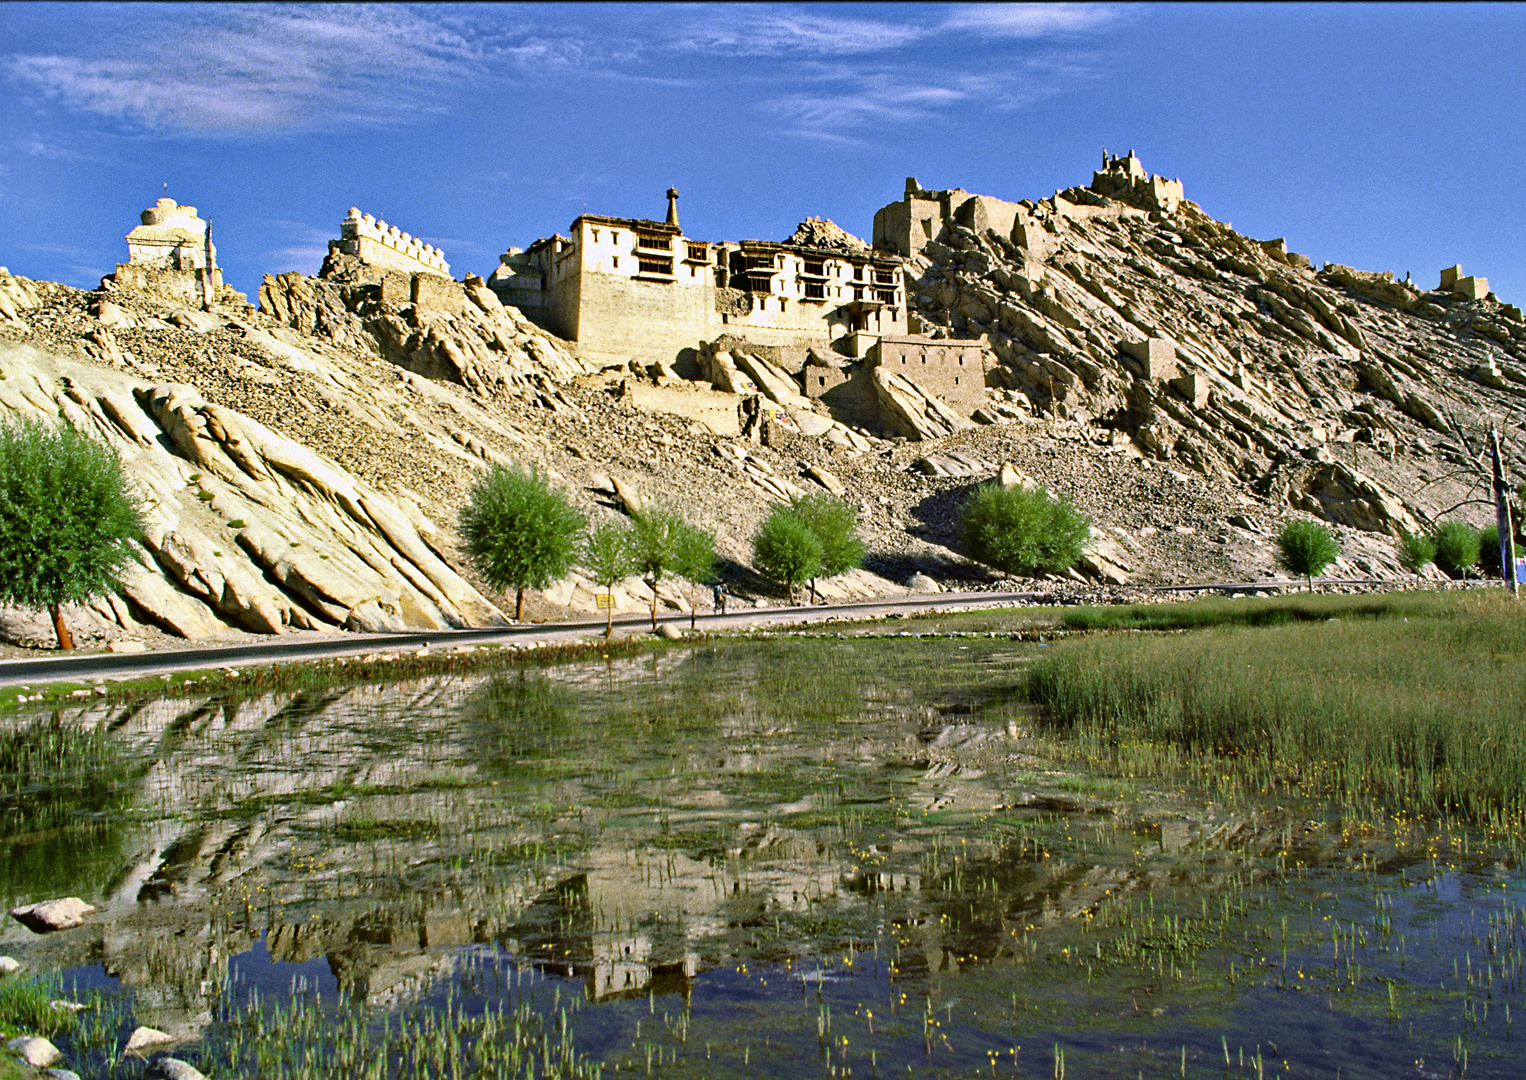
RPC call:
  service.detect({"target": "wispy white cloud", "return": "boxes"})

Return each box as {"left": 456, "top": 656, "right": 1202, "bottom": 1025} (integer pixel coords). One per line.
{"left": 763, "top": 52, "right": 1105, "bottom": 142}
{"left": 3, "top": 5, "right": 505, "bottom": 132}
{"left": 671, "top": 10, "right": 925, "bottom": 56}
{"left": 940, "top": 4, "right": 1120, "bottom": 38}
{"left": 1, "top": 2, "right": 1122, "bottom": 142}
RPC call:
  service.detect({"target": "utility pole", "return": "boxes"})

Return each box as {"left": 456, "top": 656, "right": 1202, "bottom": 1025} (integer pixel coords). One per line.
{"left": 1489, "top": 427, "right": 1518, "bottom": 595}
{"left": 201, "top": 216, "right": 214, "bottom": 312}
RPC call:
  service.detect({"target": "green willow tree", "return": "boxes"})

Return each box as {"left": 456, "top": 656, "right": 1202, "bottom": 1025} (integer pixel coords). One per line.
{"left": 672, "top": 519, "right": 717, "bottom": 630}
{"left": 787, "top": 493, "right": 866, "bottom": 604}
{"left": 582, "top": 520, "right": 637, "bottom": 638}
{"left": 958, "top": 482, "right": 1090, "bottom": 577}
{"left": 752, "top": 509, "right": 823, "bottom": 605}
{"left": 1395, "top": 530, "right": 1437, "bottom": 577}
{"left": 628, "top": 507, "right": 714, "bottom": 631}
{"left": 458, "top": 464, "right": 585, "bottom": 622}
{"left": 0, "top": 417, "right": 146, "bottom": 650}
{"left": 1275, "top": 520, "right": 1340, "bottom": 590}
{"left": 1432, "top": 520, "right": 1481, "bottom": 579}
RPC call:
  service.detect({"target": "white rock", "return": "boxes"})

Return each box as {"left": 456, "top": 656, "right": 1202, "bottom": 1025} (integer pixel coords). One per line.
{"left": 11, "top": 897, "right": 95, "bottom": 933}
{"left": 0, "top": 955, "right": 21, "bottom": 975}
{"left": 156, "top": 1059, "right": 209, "bottom": 1080}
{"left": 107, "top": 639, "right": 148, "bottom": 654}
{"left": 124, "top": 1026, "right": 177, "bottom": 1055}
{"left": 655, "top": 623, "right": 684, "bottom": 640}
{"left": 44, "top": 1069, "right": 83, "bottom": 1080}
{"left": 906, "top": 573, "right": 942, "bottom": 593}
{"left": 7, "top": 1036, "right": 61, "bottom": 1067}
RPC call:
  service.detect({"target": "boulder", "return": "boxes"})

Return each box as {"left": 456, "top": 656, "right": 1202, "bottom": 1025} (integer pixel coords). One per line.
{"left": 7, "top": 1036, "right": 60, "bottom": 1068}
{"left": 11, "top": 897, "right": 95, "bottom": 933}
{"left": 124, "top": 1027, "right": 177, "bottom": 1056}
{"left": 655, "top": 622, "right": 684, "bottom": 640}
{"left": 789, "top": 409, "right": 835, "bottom": 437}
{"left": 732, "top": 353, "right": 812, "bottom": 410}
{"left": 804, "top": 464, "right": 846, "bottom": 496}
{"left": 154, "top": 1058, "right": 208, "bottom": 1080}
{"left": 0, "top": 956, "right": 20, "bottom": 976}
{"left": 871, "top": 368, "right": 976, "bottom": 441}
{"left": 611, "top": 476, "right": 646, "bottom": 515}
{"left": 912, "top": 451, "right": 989, "bottom": 478}
{"left": 997, "top": 463, "right": 1036, "bottom": 488}
{"left": 906, "top": 573, "right": 942, "bottom": 593}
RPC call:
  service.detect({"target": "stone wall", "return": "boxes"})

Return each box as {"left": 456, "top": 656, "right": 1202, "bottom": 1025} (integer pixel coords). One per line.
{"left": 870, "top": 336, "right": 988, "bottom": 414}
{"left": 334, "top": 208, "right": 451, "bottom": 279}
{"left": 566, "top": 271, "right": 712, "bottom": 367}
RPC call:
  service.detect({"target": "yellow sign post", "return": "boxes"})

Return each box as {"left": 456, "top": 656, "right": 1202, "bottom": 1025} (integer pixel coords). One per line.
{"left": 596, "top": 593, "right": 613, "bottom": 609}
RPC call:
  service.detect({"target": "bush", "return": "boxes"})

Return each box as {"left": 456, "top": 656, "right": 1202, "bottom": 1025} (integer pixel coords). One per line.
{"left": 0, "top": 417, "right": 147, "bottom": 649}
{"left": 1274, "top": 520, "right": 1339, "bottom": 588}
{"left": 1479, "top": 524, "right": 1503, "bottom": 577}
{"left": 753, "top": 509, "right": 823, "bottom": 603}
{"left": 1396, "top": 530, "right": 1436, "bottom": 575}
{"left": 958, "top": 483, "right": 1090, "bottom": 577}
{"left": 1432, "top": 520, "right": 1481, "bottom": 578}
{"left": 787, "top": 493, "right": 866, "bottom": 603}
{"left": 458, "top": 464, "right": 585, "bottom": 621}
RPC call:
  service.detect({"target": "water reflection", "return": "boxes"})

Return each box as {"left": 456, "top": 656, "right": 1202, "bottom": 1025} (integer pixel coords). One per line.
{"left": 2, "top": 640, "right": 1524, "bottom": 1077}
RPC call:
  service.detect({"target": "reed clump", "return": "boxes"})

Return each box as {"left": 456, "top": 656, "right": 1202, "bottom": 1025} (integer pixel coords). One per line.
{"left": 1030, "top": 591, "right": 1526, "bottom": 820}
{"left": 1058, "top": 589, "right": 1463, "bottom": 632}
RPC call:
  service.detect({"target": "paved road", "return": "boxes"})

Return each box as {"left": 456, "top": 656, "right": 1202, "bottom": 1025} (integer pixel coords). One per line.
{"left": 0, "top": 577, "right": 1382, "bottom": 687}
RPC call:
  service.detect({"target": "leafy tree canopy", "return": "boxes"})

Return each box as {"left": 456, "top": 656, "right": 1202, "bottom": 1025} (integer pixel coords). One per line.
{"left": 958, "top": 483, "right": 1090, "bottom": 576}
{"left": 1275, "top": 520, "right": 1340, "bottom": 586}
{"left": 0, "top": 417, "right": 146, "bottom": 648}
{"left": 458, "top": 464, "right": 585, "bottom": 620}
{"left": 753, "top": 509, "right": 823, "bottom": 601}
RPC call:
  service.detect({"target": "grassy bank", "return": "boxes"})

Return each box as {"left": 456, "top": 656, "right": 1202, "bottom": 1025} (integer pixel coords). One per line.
{"left": 1027, "top": 591, "right": 1526, "bottom": 823}
{"left": 1057, "top": 588, "right": 1469, "bottom": 631}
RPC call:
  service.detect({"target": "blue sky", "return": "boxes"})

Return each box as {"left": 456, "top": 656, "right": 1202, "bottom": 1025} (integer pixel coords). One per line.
{"left": 3, "top": 2, "right": 1524, "bottom": 303}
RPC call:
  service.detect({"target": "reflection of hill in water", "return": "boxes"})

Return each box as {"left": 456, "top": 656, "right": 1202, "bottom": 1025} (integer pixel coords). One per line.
{"left": 0, "top": 641, "right": 1171, "bottom": 1034}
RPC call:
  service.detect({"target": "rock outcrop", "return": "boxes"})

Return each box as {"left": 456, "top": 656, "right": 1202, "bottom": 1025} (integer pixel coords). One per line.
{"left": 902, "top": 155, "right": 1526, "bottom": 537}
{"left": 0, "top": 333, "right": 505, "bottom": 642}
{"left": 259, "top": 255, "right": 591, "bottom": 396}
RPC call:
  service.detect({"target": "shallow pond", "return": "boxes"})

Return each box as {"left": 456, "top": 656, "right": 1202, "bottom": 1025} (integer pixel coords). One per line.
{"left": 2, "top": 638, "right": 1523, "bottom": 1078}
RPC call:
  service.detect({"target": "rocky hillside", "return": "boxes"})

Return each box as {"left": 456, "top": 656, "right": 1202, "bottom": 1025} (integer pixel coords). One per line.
{"left": 902, "top": 165, "right": 1526, "bottom": 540}
{"left": 0, "top": 160, "right": 1520, "bottom": 647}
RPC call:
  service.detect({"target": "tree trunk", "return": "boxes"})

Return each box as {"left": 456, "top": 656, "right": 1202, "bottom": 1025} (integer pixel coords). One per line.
{"left": 809, "top": 579, "right": 817, "bottom": 605}
{"left": 50, "top": 603, "right": 74, "bottom": 650}
{"left": 606, "top": 598, "right": 614, "bottom": 639}
{"left": 516, "top": 588, "right": 525, "bottom": 622}
{"left": 650, "top": 579, "right": 658, "bottom": 631}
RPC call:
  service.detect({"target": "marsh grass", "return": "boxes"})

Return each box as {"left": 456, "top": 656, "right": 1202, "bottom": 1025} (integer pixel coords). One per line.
{"left": 0, "top": 973, "right": 67, "bottom": 1037}
{"left": 1057, "top": 589, "right": 1465, "bottom": 631}
{"left": 1028, "top": 592, "right": 1526, "bottom": 820}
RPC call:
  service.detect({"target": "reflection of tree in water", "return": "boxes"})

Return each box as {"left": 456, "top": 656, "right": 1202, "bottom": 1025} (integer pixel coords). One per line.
{"left": 0, "top": 712, "right": 141, "bottom": 903}
{"left": 466, "top": 672, "right": 583, "bottom": 772}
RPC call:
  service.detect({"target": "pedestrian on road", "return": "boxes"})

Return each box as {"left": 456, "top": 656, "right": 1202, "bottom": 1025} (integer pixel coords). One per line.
{"left": 711, "top": 582, "right": 727, "bottom": 615}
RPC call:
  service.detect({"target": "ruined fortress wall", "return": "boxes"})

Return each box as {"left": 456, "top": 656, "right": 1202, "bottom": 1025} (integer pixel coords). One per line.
{"left": 873, "top": 337, "right": 988, "bottom": 413}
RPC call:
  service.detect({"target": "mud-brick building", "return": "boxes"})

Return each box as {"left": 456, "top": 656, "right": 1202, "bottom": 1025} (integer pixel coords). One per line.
{"left": 488, "top": 189, "right": 909, "bottom": 368}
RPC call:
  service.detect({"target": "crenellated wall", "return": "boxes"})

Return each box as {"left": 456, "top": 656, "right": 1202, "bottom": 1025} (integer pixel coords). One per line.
{"left": 332, "top": 208, "right": 451, "bottom": 278}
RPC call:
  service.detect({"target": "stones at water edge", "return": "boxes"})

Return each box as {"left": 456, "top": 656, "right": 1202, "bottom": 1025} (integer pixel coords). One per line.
{"left": 656, "top": 622, "right": 684, "bottom": 640}
{"left": 154, "top": 1058, "right": 209, "bottom": 1080}
{"left": 44, "top": 1070, "right": 83, "bottom": 1080}
{"left": 0, "top": 955, "right": 21, "bottom": 975}
{"left": 7, "top": 1036, "right": 61, "bottom": 1068}
{"left": 10, "top": 897, "right": 95, "bottom": 933}
{"left": 124, "top": 1027, "right": 177, "bottom": 1055}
